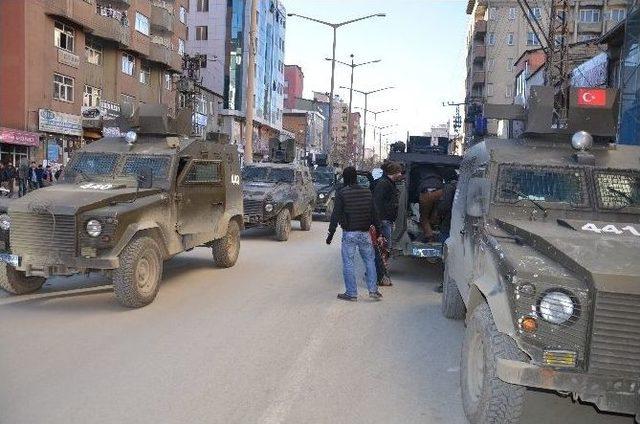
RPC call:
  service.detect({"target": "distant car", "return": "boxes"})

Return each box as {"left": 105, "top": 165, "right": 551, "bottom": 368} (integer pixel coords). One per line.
{"left": 242, "top": 162, "right": 316, "bottom": 241}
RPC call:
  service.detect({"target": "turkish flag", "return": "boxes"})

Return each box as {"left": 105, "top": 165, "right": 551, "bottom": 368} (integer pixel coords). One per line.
{"left": 577, "top": 88, "right": 607, "bottom": 107}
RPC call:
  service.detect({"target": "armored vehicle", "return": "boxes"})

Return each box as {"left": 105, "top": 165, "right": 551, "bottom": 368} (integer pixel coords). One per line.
{"left": 312, "top": 165, "right": 339, "bottom": 220}
{"left": 0, "top": 105, "right": 243, "bottom": 308}
{"left": 242, "top": 139, "right": 315, "bottom": 241}
{"left": 442, "top": 88, "right": 639, "bottom": 423}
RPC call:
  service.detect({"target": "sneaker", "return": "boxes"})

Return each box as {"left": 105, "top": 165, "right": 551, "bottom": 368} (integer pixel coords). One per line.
{"left": 369, "top": 291, "right": 383, "bottom": 300}
{"left": 337, "top": 293, "right": 357, "bottom": 302}
{"left": 378, "top": 276, "right": 393, "bottom": 287}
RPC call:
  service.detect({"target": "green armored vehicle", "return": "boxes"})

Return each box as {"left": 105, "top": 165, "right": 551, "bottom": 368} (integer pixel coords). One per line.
{"left": 0, "top": 105, "right": 243, "bottom": 308}
{"left": 442, "top": 88, "right": 639, "bottom": 423}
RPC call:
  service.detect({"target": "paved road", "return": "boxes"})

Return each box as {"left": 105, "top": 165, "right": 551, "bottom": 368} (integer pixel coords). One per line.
{"left": 0, "top": 222, "right": 634, "bottom": 424}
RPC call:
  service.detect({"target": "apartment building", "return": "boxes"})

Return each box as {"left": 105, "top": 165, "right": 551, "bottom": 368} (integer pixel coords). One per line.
{"left": 0, "top": 0, "right": 187, "bottom": 165}
{"left": 464, "top": 0, "right": 630, "bottom": 136}
{"left": 284, "top": 64, "right": 304, "bottom": 109}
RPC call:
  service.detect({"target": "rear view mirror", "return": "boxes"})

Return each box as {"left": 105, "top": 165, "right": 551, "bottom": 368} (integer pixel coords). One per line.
{"left": 137, "top": 167, "right": 153, "bottom": 189}
{"left": 466, "top": 177, "right": 490, "bottom": 217}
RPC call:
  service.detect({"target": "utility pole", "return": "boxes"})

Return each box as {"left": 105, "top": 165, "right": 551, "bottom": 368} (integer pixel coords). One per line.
{"left": 244, "top": 0, "right": 258, "bottom": 163}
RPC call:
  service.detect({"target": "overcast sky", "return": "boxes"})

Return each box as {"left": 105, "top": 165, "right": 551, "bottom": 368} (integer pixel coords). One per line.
{"left": 284, "top": 0, "right": 469, "bottom": 152}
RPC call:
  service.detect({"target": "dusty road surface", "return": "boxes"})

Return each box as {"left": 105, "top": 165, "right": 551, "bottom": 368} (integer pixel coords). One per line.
{"left": 0, "top": 222, "right": 634, "bottom": 424}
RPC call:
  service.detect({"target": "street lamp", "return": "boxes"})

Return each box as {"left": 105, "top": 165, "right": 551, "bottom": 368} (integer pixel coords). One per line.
{"left": 355, "top": 107, "right": 397, "bottom": 149}
{"left": 342, "top": 86, "right": 394, "bottom": 161}
{"left": 376, "top": 124, "right": 398, "bottom": 157}
{"left": 287, "top": 12, "right": 386, "bottom": 156}
{"left": 328, "top": 55, "right": 381, "bottom": 147}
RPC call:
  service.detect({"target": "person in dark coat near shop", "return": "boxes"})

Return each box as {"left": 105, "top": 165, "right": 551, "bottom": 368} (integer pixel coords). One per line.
{"left": 29, "top": 162, "right": 44, "bottom": 190}
{"left": 2, "top": 163, "right": 17, "bottom": 195}
{"left": 18, "top": 159, "right": 29, "bottom": 197}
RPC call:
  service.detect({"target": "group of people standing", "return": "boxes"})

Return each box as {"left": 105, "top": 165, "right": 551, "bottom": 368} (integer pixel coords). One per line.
{"left": 0, "top": 160, "right": 63, "bottom": 197}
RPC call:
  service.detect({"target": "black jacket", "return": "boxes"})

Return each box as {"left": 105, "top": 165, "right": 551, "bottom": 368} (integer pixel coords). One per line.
{"left": 373, "top": 176, "right": 398, "bottom": 222}
{"left": 328, "top": 184, "right": 380, "bottom": 235}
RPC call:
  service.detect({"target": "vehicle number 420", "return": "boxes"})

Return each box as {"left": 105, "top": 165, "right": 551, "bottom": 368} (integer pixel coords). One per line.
{"left": 581, "top": 223, "right": 640, "bottom": 236}
{"left": 230, "top": 174, "right": 240, "bottom": 185}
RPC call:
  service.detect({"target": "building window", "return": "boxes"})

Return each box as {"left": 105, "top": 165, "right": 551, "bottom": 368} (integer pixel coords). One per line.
{"left": 179, "top": 93, "right": 187, "bottom": 109}
{"left": 178, "top": 39, "right": 185, "bottom": 56}
{"left": 135, "top": 12, "right": 150, "bottom": 35}
{"left": 526, "top": 32, "right": 540, "bottom": 46}
{"left": 139, "top": 63, "right": 151, "bottom": 85}
{"left": 487, "top": 83, "right": 494, "bottom": 97}
{"left": 486, "top": 32, "right": 496, "bottom": 46}
{"left": 579, "top": 8, "right": 601, "bottom": 23}
{"left": 506, "top": 85, "right": 513, "bottom": 98}
{"left": 197, "top": 0, "right": 209, "bottom": 12}
{"left": 54, "top": 21, "right": 74, "bottom": 52}
{"left": 507, "top": 58, "right": 514, "bottom": 72}
{"left": 53, "top": 73, "right": 74, "bottom": 102}
{"left": 529, "top": 7, "right": 542, "bottom": 20}
{"left": 195, "top": 26, "right": 208, "bottom": 40}
{"left": 83, "top": 85, "right": 101, "bottom": 107}
{"left": 508, "top": 7, "right": 516, "bottom": 20}
{"left": 609, "top": 8, "right": 626, "bottom": 23}
{"left": 179, "top": 6, "right": 187, "bottom": 23}
{"left": 506, "top": 33, "right": 514, "bottom": 45}
{"left": 195, "top": 93, "right": 207, "bottom": 115}
{"left": 488, "top": 7, "right": 497, "bottom": 20}
{"left": 121, "top": 93, "right": 136, "bottom": 108}
{"left": 85, "top": 38, "right": 102, "bottom": 65}
{"left": 487, "top": 58, "right": 495, "bottom": 71}
{"left": 165, "top": 72, "right": 172, "bottom": 90}
{"left": 122, "top": 53, "right": 135, "bottom": 75}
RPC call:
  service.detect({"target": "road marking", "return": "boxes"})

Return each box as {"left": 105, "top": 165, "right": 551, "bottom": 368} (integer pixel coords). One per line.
{"left": 0, "top": 285, "right": 112, "bottom": 306}
{"left": 258, "top": 301, "right": 344, "bottom": 424}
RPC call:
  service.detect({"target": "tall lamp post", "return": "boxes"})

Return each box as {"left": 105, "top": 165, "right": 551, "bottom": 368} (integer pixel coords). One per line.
{"left": 356, "top": 106, "right": 397, "bottom": 152}
{"left": 329, "top": 55, "right": 381, "bottom": 148}
{"left": 287, "top": 12, "right": 386, "bottom": 157}
{"left": 343, "top": 86, "right": 394, "bottom": 161}
{"left": 376, "top": 124, "right": 398, "bottom": 158}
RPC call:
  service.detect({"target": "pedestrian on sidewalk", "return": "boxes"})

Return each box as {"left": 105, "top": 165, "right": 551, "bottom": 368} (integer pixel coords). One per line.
{"left": 326, "top": 166, "right": 383, "bottom": 302}
{"left": 373, "top": 161, "right": 403, "bottom": 287}
{"left": 2, "top": 163, "right": 17, "bottom": 196}
{"left": 18, "top": 159, "right": 29, "bottom": 197}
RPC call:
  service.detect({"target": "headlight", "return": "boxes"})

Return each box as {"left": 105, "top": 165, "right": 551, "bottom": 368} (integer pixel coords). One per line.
{"left": 0, "top": 214, "right": 10, "bottom": 231}
{"left": 265, "top": 203, "right": 274, "bottom": 213}
{"left": 319, "top": 193, "right": 325, "bottom": 199}
{"left": 539, "top": 291, "right": 575, "bottom": 324}
{"left": 86, "top": 219, "right": 103, "bottom": 237}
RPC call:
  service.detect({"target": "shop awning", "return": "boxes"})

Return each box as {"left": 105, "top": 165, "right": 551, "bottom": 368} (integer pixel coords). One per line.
{"left": 0, "top": 127, "right": 40, "bottom": 147}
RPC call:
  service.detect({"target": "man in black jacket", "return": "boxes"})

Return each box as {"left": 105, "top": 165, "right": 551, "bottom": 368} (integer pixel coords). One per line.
{"left": 327, "top": 167, "right": 383, "bottom": 302}
{"left": 373, "top": 161, "right": 402, "bottom": 242}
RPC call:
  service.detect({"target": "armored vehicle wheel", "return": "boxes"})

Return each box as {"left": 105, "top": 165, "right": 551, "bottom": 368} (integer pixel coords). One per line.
{"left": 274, "top": 208, "right": 291, "bottom": 241}
{"left": 0, "top": 263, "right": 45, "bottom": 295}
{"left": 461, "top": 303, "right": 526, "bottom": 424}
{"left": 442, "top": 269, "right": 466, "bottom": 320}
{"left": 299, "top": 208, "right": 312, "bottom": 231}
{"left": 113, "top": 236, "right": 163, "bottom": 308}
{"left": 212, "top": 220, "right": 240, "bottom": 268}
{"left": 324, "top": 199, "right": 334, "bottom": 222}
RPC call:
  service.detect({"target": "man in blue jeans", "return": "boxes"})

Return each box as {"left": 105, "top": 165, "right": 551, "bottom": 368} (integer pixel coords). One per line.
{"left": 326, "top": 167, "right": 383, "bottom": 302}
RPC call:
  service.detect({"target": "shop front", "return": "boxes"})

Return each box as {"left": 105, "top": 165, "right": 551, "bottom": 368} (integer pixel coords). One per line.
{"left": 38, "top": 108, "right": 83, "bottom": 166}
{"left": 0, "top": 127, "right": 40, "bottom": 166}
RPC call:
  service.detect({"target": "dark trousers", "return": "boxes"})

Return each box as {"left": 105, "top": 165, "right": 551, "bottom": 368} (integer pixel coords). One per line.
{"left": 18, "top": 179, "right": 28, "bottom": 197}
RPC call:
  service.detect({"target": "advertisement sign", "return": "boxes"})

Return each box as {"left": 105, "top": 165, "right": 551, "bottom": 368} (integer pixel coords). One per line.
{"left": 100, "top": 100, "right": 121, "bottom": 119}
{"left": 102, "top": 127, "right": 123, "bottom": 137}
{"left": 47, "top": 143, "right": 61, "bottom": 162}
{"left": 38, "top": 109, "right": 82, "bottom": 136}
{"left": 0, "top": 127, "right": 40, "bottom": 147}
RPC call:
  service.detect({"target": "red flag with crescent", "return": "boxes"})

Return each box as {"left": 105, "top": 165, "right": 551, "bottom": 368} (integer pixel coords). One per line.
{"left": 577, "top": 88, "right": 607, "bottom": 107}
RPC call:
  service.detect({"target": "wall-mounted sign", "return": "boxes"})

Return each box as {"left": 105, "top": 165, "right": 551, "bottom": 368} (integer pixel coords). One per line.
{"left": 47, "top": 143, "right": 61, "bottom": 162}
{"left": 0, "top": 127, "right": 40, "bottom": 147}
{"left": 100, "top": 100, "right": 121, "bottom": 119}
{"left": 38, "top": 109, "right": 82, "bottom": 136}
{"left": 102, "top": 127, "right": 123, "bottom": 137}
{"left": 57, "top": 49, "right": 80, "bottom": 68}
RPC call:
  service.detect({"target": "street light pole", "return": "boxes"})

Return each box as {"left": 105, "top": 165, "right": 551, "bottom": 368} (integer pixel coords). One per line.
{"left": 244, "top": 0, "right": 258, "bottom": 163}
{"left": 288, "top": 12, "right": 386, "bottom": 159}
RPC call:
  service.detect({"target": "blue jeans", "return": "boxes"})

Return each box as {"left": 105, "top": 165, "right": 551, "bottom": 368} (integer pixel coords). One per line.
{"left": 381, "top": 220, "right": 393, "bottom": 241}
{"left": 341, "top": 231, "right": 378, "bottom": 296}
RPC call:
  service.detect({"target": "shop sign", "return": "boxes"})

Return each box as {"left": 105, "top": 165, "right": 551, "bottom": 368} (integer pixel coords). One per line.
{"left": 47, "top": 143, "right": 61, "bottom": 162}
{"left": 0, "top": 127, "right": 40, "bottom": 147}
{"left": 57, "top": 49, "right": 80, "bottom": 68}
{"left": 39, "top": 109, "right": 82, "bottom": 136}
{"left": 102, "top": 127, "right": 123, "bottom": 137}
{"left": 100, "top": 100, "right": 121, "bottom": 119}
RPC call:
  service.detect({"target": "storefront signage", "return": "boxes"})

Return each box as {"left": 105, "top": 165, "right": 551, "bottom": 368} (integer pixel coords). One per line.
{"left": 100, "top": 100, "right": 121, "bottom": 119}
{"left": 57, "top": 49, "right": 80, "bottom": 68}
{"left": 47, "top": 143, "right": 61, "bottom": 162}
{"left": 102, "top": 127, "right": 123, "bottom": 137}
{"left": 39, "top": 109, "right": 82, "bottom": 136}
{"left": 0, "top": 127, "right": 40, "bottom": 147}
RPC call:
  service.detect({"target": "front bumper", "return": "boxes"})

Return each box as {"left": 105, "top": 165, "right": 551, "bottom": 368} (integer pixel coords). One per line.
{"left": 0, "top": 251, "right": 119, "bottom": 277}
{"left": 497, "top": 358, "right": 639, "bottom": 418}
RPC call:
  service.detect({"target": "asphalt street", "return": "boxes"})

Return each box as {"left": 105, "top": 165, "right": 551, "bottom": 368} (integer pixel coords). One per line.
{"left": 0, "top": 222, "right": 634, "bottom": 424}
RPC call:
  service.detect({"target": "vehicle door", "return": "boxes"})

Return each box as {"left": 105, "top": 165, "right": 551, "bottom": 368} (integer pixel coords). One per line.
{"left": 175, "top": 159, "right": 225, "bottom": 234}
{"left": 301, "top": 168, "right": 316, "bottom": 208}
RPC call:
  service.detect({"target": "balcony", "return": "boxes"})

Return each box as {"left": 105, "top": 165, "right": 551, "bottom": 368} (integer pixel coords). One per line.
{"left": 472, "top": 71, "right": 486, "bottom": 85}
{"left": 96, "top": 0, "right": 131, "bottom": 7}
{"left": 473, "top": 44, "right": 486, "bottom": 61}
{"left": 578, "top": 21, "right": 603, "bottom": 33}
{"left": 151, "top": 1, "right": 175, "bottom": 34}
{"left": 46, "top": 0, "right": 95, "bottom": 29}
{"left": 149, "top": 40, "right": 182, "bottom": 72}
{"left": 474, "top": 20, "right": 487, "bottom": 36}
{"left": 92, "top": 8, "right": 131, "bottom": 46}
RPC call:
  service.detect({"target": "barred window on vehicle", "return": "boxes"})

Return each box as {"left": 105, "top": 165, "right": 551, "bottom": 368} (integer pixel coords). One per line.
{"left": 122, "top": 155, "right": 171, "bottom": 179}
{"left": 185, "top": 161, "right": 221, "bottom": 183}
{"left": 70, "top": 153, "right": 119, "bottom": 175}
{"left": 497, "top": 165, "right": 588, "bottom": 206}
{"left": 595, "top": 170, "right": 640, "bottom": 210}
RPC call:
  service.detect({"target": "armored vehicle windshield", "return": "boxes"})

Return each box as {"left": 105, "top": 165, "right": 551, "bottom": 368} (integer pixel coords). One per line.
{"left": 312, "top": 169, "right": 335, "bottom": 186}
{"left": 242, "top": 166, "right": 294, "bottom": 183}
{"left": 65, "top": 151, "right": 173, "bottom": 185}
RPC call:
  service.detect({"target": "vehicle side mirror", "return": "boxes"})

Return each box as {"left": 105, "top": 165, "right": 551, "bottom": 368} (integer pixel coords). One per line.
{"left": 137, "top": 167, "right": 153, "bottom": 189}
{"left": 466, "top": 177, "right": 490, "bottom": 217}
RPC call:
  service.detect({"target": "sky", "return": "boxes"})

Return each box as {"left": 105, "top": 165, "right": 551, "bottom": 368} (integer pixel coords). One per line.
{"left": 283, "top": 0, "right": 470, "bottom": 153}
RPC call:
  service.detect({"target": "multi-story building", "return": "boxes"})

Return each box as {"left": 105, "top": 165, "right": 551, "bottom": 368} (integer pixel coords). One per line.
{"left": 284, "top": 64, "right": 304, "bottom": 109}
{"left": 186, "top": 0, "right": 286, "bottom": 155}
{"left": 282, "top": 108, "right": 324, "bottom": 155}
{"left": 0, "top": 0, "right": 187, "bottom": 166}
{"left": 464, "top": 0, "right": 630, "bottom": 136}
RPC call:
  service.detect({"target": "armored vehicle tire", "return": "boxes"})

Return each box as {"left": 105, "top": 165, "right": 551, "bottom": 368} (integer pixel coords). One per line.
{"left": 274, "top": 209, "right": 291, "bottom": 241}
{"left": 113, "top": 236, "right": 163, "bottom": 308}
{"left": 324, "top": 199, "right": 334, "bottom": 222}
{"left": 212, "top": 220, "right": 240, "bottom": 268}
{"left": 442, "top": 269, "right": 466, "bottom": 320}
{"left": 0, "top": 263, "right": 45, "bottom": 295}
{"left": 299, "top": 208, "right": 312, "bottom": 231}
{"left": 461, "top": 303, "right": 526, "bottom": 424}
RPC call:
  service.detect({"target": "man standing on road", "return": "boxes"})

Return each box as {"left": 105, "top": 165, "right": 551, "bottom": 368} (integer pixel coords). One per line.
{"left": 18, "top": 159, "right": 29, "bottom": 197}
{"left": 326, "top": 166, "right": 383, "bottom": 302}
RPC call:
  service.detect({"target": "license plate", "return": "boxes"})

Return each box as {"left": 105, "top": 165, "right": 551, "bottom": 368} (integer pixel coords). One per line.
{"left": 0, "top": 253, "right": 19, "bottom": 267}
{"left": 410, "top": 243, "right": 443, "bottom": 258}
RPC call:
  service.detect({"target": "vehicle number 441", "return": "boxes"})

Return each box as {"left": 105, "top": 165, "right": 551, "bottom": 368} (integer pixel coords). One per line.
{"left": 581, "top": 223, "right": 640, "bottom": 236}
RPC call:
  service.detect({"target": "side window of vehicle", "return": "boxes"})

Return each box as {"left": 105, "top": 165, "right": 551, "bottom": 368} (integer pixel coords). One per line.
{"left": 184, "top": 160, "right": 221, "bottom": 184}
